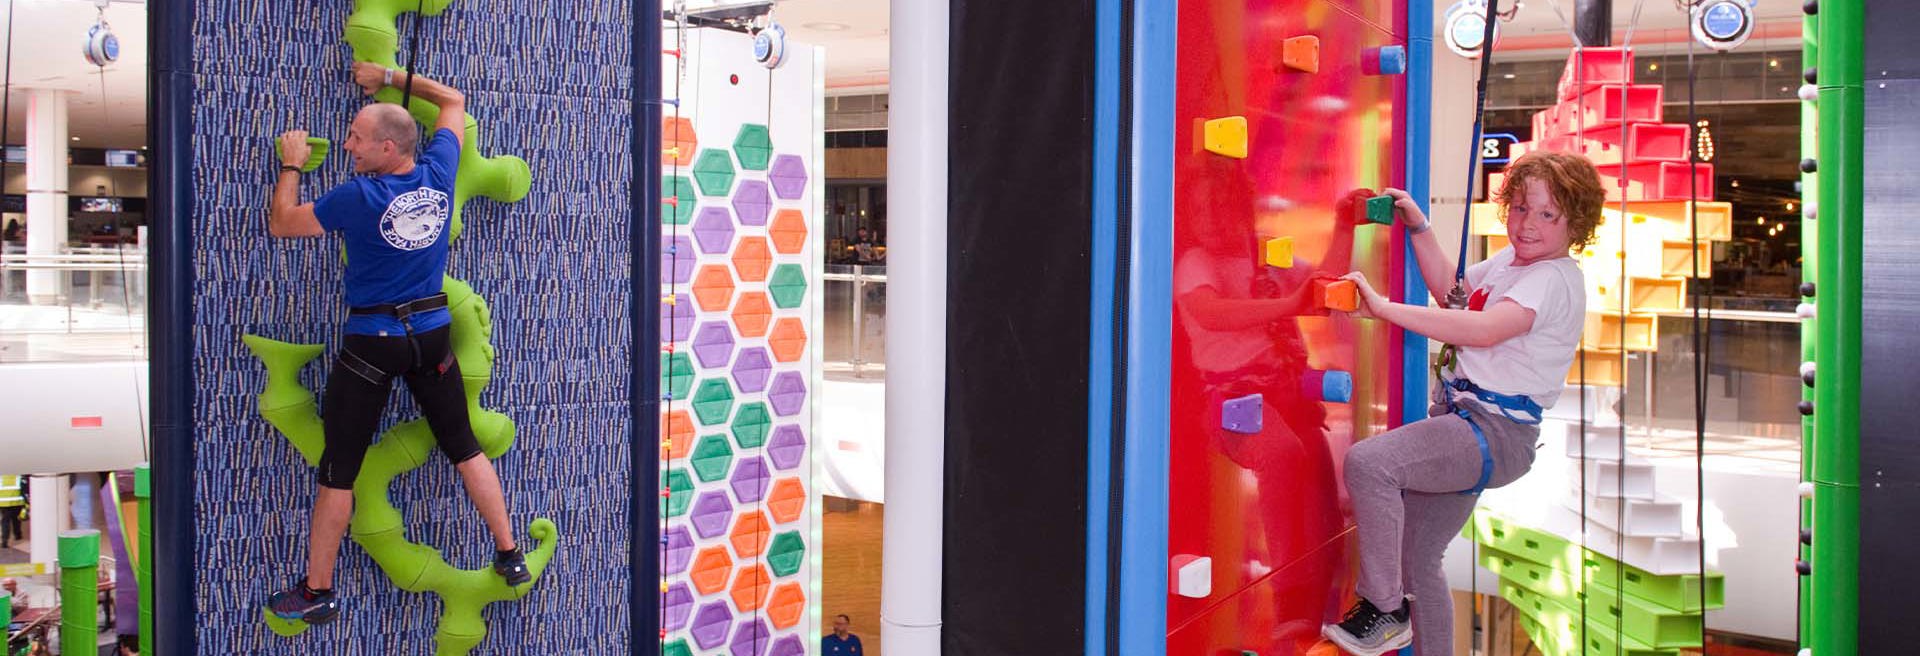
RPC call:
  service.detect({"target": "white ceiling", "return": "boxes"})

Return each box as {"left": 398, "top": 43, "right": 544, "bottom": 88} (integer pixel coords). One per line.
{"left": 772, "top": 0, "right": 889, "bottom": 93}
{"left": 1496, "top": 0, "right": 1805, "bottom": 46}
{"left": 1, "top": 0, "right": 148, "bottom": 150}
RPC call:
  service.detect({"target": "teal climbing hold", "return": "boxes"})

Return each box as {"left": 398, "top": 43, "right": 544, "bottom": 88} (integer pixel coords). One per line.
{"left": 693, "top": 148, "right": 736, "bottom": 196}
{"left": 731, "top": 402, "right": 773, "bottom": 449}
{"left": 732, "top": 125, "right": 774, "bottom": 171}
{"left": 768, "top": 264, "right": 808, "bottom": 310}
{"left": 692, "top": 379, "right": 736, "bottom": 426}
{"left": 766, "top": 531, "right": 805, "bottom": 577}
{"left": 690, "top": 435, "right": 735, "bottom": 483}
{"left": 663, "top": 352, "right": 695, "bottom": 401}
{"left": 666, "top": 469, "right": 694, "bottom": 517}
{"left": 664, "top": 175, "right": 698, "bottom": 224}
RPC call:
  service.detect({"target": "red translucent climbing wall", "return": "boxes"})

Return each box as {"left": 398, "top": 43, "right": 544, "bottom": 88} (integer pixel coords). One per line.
{"left": 1166, "top": 0, "right": 1408, "bottom": 652}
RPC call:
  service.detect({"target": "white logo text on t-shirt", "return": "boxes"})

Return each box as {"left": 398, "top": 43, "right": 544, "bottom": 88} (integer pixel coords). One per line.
{"left": 379, "top": 187, "right": 450, "bottom": 251}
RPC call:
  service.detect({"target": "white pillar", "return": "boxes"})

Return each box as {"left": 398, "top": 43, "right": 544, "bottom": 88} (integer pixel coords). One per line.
{"left": 28, "top": 474, "right": 70, "bottom": 567}
{"left": 880, "top": 0, "right": 947, "bottom": 652}
{"left": 24, "top": 88, "right": 70, "bottom": 305}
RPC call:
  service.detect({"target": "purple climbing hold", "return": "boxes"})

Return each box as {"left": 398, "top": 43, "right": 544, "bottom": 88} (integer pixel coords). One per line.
{"left": 664, "top": 235, "right": 696, "bottom": 284}
{"left": 769, "top": 155, "right": 808, "bottom": 200}
{"left": 729, "top": 617, "right": 773, "bottom": 656}
{"left": 664, "top": 582, "right": 695, "bottom": 631}
{"left": 733, "top": 180, "right": 773, "bottom": 227}
{"left": 768, "top": 635, "right": 806, "bottom": 656}
{"left": 693, "top": 322, "right": 737, "bottom": 369}
{"left": 730, "top": 456, "right": 772, "bottom": 504}
{"left": 665, "top": 525, "right": 695, "bottom": 575}
{"left": 767, "top": 425, "right": 806, "bottom": 471}
{"left": 768, "top": 371, "right": 807, "bottom": 417}
{"left": 691, "top": 601, "right": 735, "bottom": 650}
{"left": 691, "top": 490, "right": 735, "bottom": 539}
{"left": 663, "top": 294, "right": 696, "bottom": 343}
{"left": 1221, "top": 394, "right": 1263, "bottom": 434}
{"left": 731, "top": 347, "right": 773, "bottom": 394}
{"left": 694, "top": 206, "right": 737, "bottom": 254}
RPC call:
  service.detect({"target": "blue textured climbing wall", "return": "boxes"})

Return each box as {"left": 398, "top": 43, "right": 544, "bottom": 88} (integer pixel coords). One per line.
{"left": 190, "top": 1, "right": 633, "bottom": 653}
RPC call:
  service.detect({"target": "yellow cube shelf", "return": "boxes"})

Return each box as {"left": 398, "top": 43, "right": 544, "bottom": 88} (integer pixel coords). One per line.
{"left": 1583, "top": 311, "right": 1658, "bottom": 352}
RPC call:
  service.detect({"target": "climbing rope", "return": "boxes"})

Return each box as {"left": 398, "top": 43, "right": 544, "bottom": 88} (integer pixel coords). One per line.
{"left": 1448, "top": 0, "right": 1505, "bottom": 311}
{"left": 659, "top": 2, "right": 690, "bottom": 650}
{"left": 400, "top": 0, "right": 425, "bottom": 110}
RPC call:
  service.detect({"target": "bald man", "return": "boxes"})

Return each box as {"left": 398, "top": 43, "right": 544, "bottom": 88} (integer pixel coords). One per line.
{"left": 264, "top": 62, "right": 527, "bottom": 625}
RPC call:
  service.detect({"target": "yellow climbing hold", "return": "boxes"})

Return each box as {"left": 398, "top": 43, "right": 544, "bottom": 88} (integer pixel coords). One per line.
{"left": 1202, "top": 116, "right": 1249, "bottom": 159}
{"left": 1264, "top": 237, "right": 1295, "bottom": 268}
{"left": 660, "top": 580, "right": 670, "bottom": 593}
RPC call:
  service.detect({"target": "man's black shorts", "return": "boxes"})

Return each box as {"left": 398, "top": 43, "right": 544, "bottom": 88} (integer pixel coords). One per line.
{"left": 318, "top": 325, "right": 483, "bottom": 489}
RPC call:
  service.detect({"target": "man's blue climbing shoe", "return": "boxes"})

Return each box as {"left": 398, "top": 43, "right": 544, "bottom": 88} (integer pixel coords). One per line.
{"left": 266, "top": 580, "right": 340, "bottom": 624}
{"left": 495, "top": 546, "right": 531, "bottom": 586}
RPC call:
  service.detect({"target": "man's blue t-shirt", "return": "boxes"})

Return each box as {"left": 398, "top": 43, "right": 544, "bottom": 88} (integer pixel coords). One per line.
{"left": 823, "top": 634, "right": 862, "bottom": 655}
{"left": 313, "top": 127, "right": 460, "bottom": 336}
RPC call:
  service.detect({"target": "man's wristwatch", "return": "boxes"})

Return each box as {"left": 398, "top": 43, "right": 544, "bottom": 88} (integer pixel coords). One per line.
{"left": 280, "top": 165, "right": 302, "bottom": 174}
{"left": 1409, "top": 219, "right": 1432, "bottom": 235}
{"left": 384, "top": 66, "right": 395, "bottom": 87}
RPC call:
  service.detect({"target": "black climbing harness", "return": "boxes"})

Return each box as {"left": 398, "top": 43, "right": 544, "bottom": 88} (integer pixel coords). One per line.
{"left": 337, "top": 293, "right": 455, "bottom": 385}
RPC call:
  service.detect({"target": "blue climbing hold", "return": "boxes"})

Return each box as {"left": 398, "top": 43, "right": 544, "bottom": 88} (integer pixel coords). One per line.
{"left": 1375, "top": 45, "right": 1407, "bottom": 75}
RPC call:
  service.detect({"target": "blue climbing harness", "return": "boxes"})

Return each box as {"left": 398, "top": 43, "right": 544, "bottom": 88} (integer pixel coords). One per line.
{"left": 1441, "top": 376, "right": 1543, "bottom": 496}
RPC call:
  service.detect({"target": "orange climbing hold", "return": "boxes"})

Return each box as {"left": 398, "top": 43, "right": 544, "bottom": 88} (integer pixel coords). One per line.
{"left": 730, "top": 564, "right": 773, "bottom": 612}
{"left": 732, "top": 292, "right": 774, "bottom": 338}
{"left": 1283, "top": 35, "right": 1321, "bottom": 73}
{"left": 767, "top": 582, "right": 806, "bottom": 629}
{"left": 1313, "top": 278, "right": 1359, "bottom": 312}
{"left": 692, "top": 265, "right": 736, "bottom": 312}
{"left": 767, "top": 477, "right": 806, "bottom": 525}
{"left": 769, "top": 317, "right": 808, "bottom": 363}
{"left": 689, "top": 546, "right": 733, "bottom": 595}
{"left": 663, "top": 116, "right": 697, "bottom": 166}
{"left": 770, "top": 209, "right": 809, "bottom": 255}
{"left": 662, "top": 410, "right": 695, "bottom": 460}
{"left": 729, "top": 510, "right": 772, "bottom": 559}
{"left": 732, "top": 236, "right": 774, "bottom": 282}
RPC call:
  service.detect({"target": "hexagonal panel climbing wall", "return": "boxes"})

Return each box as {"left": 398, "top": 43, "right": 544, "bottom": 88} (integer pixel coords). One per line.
{"left": 658, "top": 25, "right": 821, "bottom": 654}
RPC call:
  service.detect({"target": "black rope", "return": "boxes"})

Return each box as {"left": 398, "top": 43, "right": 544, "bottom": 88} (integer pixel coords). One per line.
{"left": 1685, "top": 28, "right": 1711, "bottom": 655}
{"left": 1449, "top": 0, "right": 1503, "bottom": 310}
{"left": 400, "top": 0, "right": 425, "bottom": 110}
{"left": 0, "top": 0, "right": 13, "bottom": 222}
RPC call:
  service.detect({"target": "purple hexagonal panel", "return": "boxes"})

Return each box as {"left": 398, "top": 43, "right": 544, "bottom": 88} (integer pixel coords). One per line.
{"left": 767, "top": 425, "right": 806, "bottom": 471}
{"left": 693, "top": 321, "right": 736, "bottom": 369}
{"left": 732, "top": 180, "right": 772, "bottom": 227}
{"left": 731, "top": 347, "right": 773, "bottom": 394}
{"left": 691, "top": 490, "right": 735, "bottom": 539}
{"left": 665, "top": 524, "right": 695, "bottom": 575}
{"left": 664, "top": 582, "right": 695, "bottom": 631}
{"left": 664, "top": 235, "right": 695, "bottom": 284}
{"left": 694, "top": 206, "right": 736, "bottom": 255}
{"left": 730, "top": 456, "right": 772, "bottom": 504}
{"left": 730, "top": 617, "right": 772, "bottom": 656}
{"left": 768, "top": 635, "right": 805, "bottom": 656}
{"left": 662, "top": 294, "right": 695, "bottom": 343}
{"left": 769, "top": 155, "right": 808, "bottom": 200}
{"left": 691, "top": 601, "right": 735, "bottom": 650}
{"left": 768, "top": 371, "right": 807, "bottom": 417}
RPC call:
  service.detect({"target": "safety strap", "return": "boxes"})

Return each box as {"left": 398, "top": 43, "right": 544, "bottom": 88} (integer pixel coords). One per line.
{"left": 349, "top": 293, "right": 449, "bottom": 320}
{"left": 1455, "top": 407, "right": 1496, "bottom": 496}
{"left": 1444, "top": 376, "right": 1539, "bottom": 496}
{"left": 338, "top": 348, "right": 395, "bottom": 386}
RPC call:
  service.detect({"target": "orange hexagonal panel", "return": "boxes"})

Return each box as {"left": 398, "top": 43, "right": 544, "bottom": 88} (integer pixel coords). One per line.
{"left": 729, "top": 510, "right": 771, "bottom": 559}
{"left": 770, "top": 209, "right": 808, "bottom": 255}
{"left": 731, "top": 292, "right": 773, "bottom": 339}
{"left": 662, "top": 409, "right": 695, "bottom": 460}
{"left": 689, "top": 545, "right": 733, "bottom": 595}
{"left": 730, "top": 564, "right": 773, "bottom": 612}
{"left": 767, "top": 477, "right": 806, "bottom": 525}
{"left": 731, "top": 236, "right": 774, "bottom": 283}
{"left": 767, "top": 582, "right": 806, "bottom": 629}
{"left": 692, "top": 265, "right": 736, "bottom": 312}
{"left": 663, "top": 116, "right": 697, "bottom": 167}
{"left": 769, "top": 317, "right": 807, "bottom": 363}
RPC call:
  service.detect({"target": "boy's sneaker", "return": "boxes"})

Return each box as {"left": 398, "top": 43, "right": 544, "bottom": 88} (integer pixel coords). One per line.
{"left": 1321, "top": 597, "right": 1411, "bottom": 656}
{"left": 266, "top": 580, "right": 340, "bottom": 625}
{"left": 494, "top": 546, "right": 531, "bottom": 586}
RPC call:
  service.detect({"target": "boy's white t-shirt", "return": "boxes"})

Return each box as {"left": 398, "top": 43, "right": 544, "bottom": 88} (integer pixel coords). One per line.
{"left": 1452, "top": 247, "right": 1586, "bottom": 410}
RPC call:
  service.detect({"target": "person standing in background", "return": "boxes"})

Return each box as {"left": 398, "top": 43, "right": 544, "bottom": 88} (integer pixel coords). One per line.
{"left": 822, "top": 614, "right": 863, "bottom": 655}
{"left": 0, "top": 475, "right": 22, "bottom": 548}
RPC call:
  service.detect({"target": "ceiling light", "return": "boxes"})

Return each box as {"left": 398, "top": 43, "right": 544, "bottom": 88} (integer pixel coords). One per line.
{"left": 1786, "top": 202, "right": 1796, "bottom": 212}
{"left": 1502, "top": 73, "right": 1516, "bottom": 79}
{"left": 1756, "top": 217, "right": 1765, "bottom": 225}
{"left": 70, "top": 137, "right": 79, "bottom": 141}
{"left": 1649, "top": 62, "right": 1660, "bottom": 71}
{"left": 803, "top": 21, "right": 849, "bottom": 31}
{"left": 1769, "top": 59, "right": 1780, "bottom": 68}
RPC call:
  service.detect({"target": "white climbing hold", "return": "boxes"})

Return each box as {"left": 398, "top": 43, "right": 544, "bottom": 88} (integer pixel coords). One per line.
{"left": 1799, "top": 84, "right": 1819, "bottom": 102}
{"left": 1799, "top": 482, "right": 1815, "bottom": 499}
{"left": 1800, "top": 361, "right": 1816, "bottom": 379}
{"left": 1804, "top": 202, "right": 1817, "bottom": 220}
{"left": 1171, "top": 555, "right": 1213, "bottom": 598}
{"left": 1797, "top": 303, "right": 1816, "bottom": 320}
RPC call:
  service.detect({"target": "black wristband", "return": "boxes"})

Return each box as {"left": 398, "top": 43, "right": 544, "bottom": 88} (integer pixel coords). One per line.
{"left": 280, "top": 165, "right": 302, "bottom": 174}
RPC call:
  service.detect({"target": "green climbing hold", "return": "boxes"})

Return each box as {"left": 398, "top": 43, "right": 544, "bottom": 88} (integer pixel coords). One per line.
{"left": 693, "top": 148, "right": 736, "bottom": 197}
{"left": 731, "top": 402, "right": 772, "bottom": 449}
{"left": 690, "top": 435, "right": 735, "bottom": 483}
{"left": 664, "top": 639, "right": 694, "bottom": 656}
{"left": 666, "top": 468, "right": 694, "bottom": 517}
{"left": 732, "top": 125, "right": 773, "bottom": 171}
{"left": 664, "top": 175, "right": 697, "bottom": 225}
{"left": 1363, "top": 195, "right": 1395, "bottom": 225}
{"left": 274, "top": 137, "right": 331, "bottom": 173}
{"left": 662, "top": 352, "right": 695, "bottom": 401}
{"left": 768, "top": 264, "right": 808, "bottom": 310}
{"left": 766, "top": 531, "right": 805, "bottom": 577}
{"left": 692, "top": 379, "right": 736, "bottom": 426}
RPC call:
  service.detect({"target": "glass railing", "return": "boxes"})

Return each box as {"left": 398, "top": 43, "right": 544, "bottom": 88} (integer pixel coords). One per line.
{"left": 0, "top": 245, "right": 148, "bottom": 364}
{"left": 822, "top": 264, "right": 885, "bottom": 378}
{"left": 1603, "top": 299, "right": 1803, "bottom": 462}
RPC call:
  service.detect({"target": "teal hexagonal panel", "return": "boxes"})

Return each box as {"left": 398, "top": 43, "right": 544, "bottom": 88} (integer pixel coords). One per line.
{"left": 690, "top": 434, "right": 735, "bottom": 483}
{"left": 662, "top": 352, "right": 694, "bottom": 401}
{"left": 732, "top": 124, "right": 773, "bottom": 171}
{"left": 664, "top": 639, "right": 693, "bottom": 656}
{"left": 663, "top": 174, "right": 697, "bottom": 225}
{"left": 731, "top": 402, "right": 773, "bottom": 449}
{"left": 766, "top": 531, "right": 805, "bottom": 577}
{"left": 692, "top": 148, "right": 736, "bottom": 197}
{"left": 768, "top": 264, "right": 808, "bottom": 309}
{"left": 692, "top": 378, "right": 736, "bottom": 426}
{"left": 665, "top": 468, "right": 694, "bottom": 517}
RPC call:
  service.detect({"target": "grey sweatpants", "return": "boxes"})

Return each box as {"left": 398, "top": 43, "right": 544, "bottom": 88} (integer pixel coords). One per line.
{"left": 1342, "top": 387, "right": 1540, "bottom": 656}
